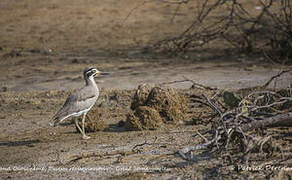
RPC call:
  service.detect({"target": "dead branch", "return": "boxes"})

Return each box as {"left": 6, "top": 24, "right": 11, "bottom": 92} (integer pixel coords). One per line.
{"left": 178, "top": 113, "right": 292, "bottom": 160}
{"left": 240, "top": 112, "right": 292, "bottom": 131}
{"left": 183, "top": 76, "right": 217, "bottom": 90}
{"left": 159, "top": 79, "right": 193, "bottom": 86}
{"left": 132, "top": 141, "right": 151, "bottom": 151}
{"left": 261, "top": 69, "right": 292, "bottom": 89}
{"left": 159, "top": 76, "right": 217, "bottom": 90}
{"left": 122, "top": 0, "right": 189, "bottom": 25}
{"left": 122, "top": 0, "right": 148, "bottom": 24}
{"left": 177, "top": 130, "right": 218, "bottom": 159}
{"left": 149, "top": 0, "right": 292, "bottom": 63}
{"left": 243, "top": 135, "right": 273, "bottom": 155}
{"left": 178, "top": 81, "right": 291, "bottom": 161}
{"left": 202, "top": 93, "right": 222, "bottom": 115}
{"left": 161, "top": 0, "right": 189, "bottom": 4}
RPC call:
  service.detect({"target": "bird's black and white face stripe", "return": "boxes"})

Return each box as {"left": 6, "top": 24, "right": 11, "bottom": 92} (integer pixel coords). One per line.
{"left": 83, "top": 67, "right": 109, "bottom": 80}
{"left": 84, "top": 68, "right": 98, "bottom": 78}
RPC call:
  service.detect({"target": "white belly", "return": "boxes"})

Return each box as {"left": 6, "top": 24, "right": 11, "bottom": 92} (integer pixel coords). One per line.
{"left": 71, "top": 108, "right": 91, "bottom": 117}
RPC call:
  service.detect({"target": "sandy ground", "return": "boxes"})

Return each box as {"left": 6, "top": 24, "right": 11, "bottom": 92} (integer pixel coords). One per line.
{"left": 0, "top": 0, "right": 291, "bottom": 179}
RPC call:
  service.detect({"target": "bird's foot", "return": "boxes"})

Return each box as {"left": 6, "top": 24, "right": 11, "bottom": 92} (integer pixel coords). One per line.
{"left": 82, "top": 135, "right": 91, "bottom": 140}
{"left": 49, "top": 122, "right": 56, "bottom": 127}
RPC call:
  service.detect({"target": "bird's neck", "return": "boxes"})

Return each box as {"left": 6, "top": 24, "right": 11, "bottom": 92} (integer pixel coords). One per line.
{"left": 85, "top": 76, "right": 98, "bottom": 89}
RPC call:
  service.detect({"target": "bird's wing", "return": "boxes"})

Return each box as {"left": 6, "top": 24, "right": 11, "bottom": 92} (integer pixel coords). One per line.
{"left": 52, "top": 86, "right": 98, "bottom": 124}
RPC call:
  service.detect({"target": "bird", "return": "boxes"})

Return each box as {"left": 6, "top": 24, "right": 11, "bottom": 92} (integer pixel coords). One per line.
{"left": 50, "top": 67, "right": 109, "bottom": 139}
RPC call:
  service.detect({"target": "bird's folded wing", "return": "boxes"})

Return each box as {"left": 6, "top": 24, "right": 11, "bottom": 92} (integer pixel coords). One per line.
{"left": 52, "top": 87, "right": 97, "bottom": 120}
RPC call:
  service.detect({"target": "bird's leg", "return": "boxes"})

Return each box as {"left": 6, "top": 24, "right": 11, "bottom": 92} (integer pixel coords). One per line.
{"left": 74, "top": 117, "right": 82, "bottom": 134}
{"left": 81, "top": 113, "right": 90, "bottom": 139}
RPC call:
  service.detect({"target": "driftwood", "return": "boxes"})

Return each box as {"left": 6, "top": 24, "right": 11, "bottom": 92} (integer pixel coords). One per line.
{"left": 177, "top": 70, "right": 291, "bottom": 160}
{"left": 178, "top": 112, "right": 292, "bottom": 160}
{"left": 241, "top": 112, "right": 292, "bottom": 131}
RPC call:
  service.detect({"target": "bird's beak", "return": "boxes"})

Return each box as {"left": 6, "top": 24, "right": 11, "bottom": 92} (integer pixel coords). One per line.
{"left": 95, "top": 71, "right": 110, "bottom": 76}
{"left": 100, "top": 72, "right": 110, "bottom": 75}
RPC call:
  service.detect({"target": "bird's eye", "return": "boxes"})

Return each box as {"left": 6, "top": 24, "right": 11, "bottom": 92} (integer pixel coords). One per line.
{"left": 86, "top": 71, "right": 93, "bottom": 77}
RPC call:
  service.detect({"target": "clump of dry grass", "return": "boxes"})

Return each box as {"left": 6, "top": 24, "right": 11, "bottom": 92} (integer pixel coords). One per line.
{"left": 125, "top": 84, "right": 188, "bottom": 130}
{"left": 130, "top": 84, "right": 152, "bottom": 110}
{"left": 125, "top": 106, "right": 163, "bottom": 130}
{"left": 146, "top": 87, "right": 188, "bottom": 123}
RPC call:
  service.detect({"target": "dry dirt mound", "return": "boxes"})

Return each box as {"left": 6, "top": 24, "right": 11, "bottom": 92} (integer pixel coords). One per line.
{"left": 125, "top": 106, "right": 163, "bottom": 130}
{"left": 125, "top": 84, "right": 187, "bottom": 130}
{"left": 130, "top": 84, "right": 152, "bottom": 110}
{"left": 146, "top": 86, "right": 188, "bottom": 123}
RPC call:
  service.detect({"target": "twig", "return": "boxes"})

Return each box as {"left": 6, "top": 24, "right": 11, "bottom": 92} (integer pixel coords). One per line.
{"left": 159, "top": 76, "right": 216, "bottom": 90}
{"left": 122, "top": 0, "right": 189, "bottom": 25}
{"left": 161, "top": 0, "right": 189, "bottom": 4}
{"left": 132, "top": 141, "right": 151, "bottom": 151}
{"left": 202, "top": 93, "right": 222, "bottom": 116}
{"left": 170, "top": 3, "right": 182, "bottom": 24}
{"left": 202, "top": 93, "right": 228, "bottom": 133}
{"left": 183, "top": 76, "right": 217, "bottom": 90}
{"left": 122, "top": 0, "right": 148, "bottom": 24}
{"left": 178, "top": 135, "right": 216, "bottom": 154}
{"left": 261, "top": 70, "right": 291, "bottom": 89}
{"left": 177, "top": 130, "right": 218, "bottom": 160}
{"left": 159, "top": 79, "right": 193, "bottom": 86}
{"left": 197, "top": 131, "right": 208, "bottom": 142}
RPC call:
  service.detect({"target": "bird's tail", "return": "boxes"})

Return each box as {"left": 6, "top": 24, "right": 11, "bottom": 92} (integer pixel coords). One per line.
{"left": 50, "top": 116, "right": 61, "bottom": 127}
{"left": 49, "top": 122, "right": 55, "bottom": 127}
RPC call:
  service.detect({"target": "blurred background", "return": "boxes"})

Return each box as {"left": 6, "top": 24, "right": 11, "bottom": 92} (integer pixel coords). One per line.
{"left": 0, "top": 0, "right": 291, "bottom": 91}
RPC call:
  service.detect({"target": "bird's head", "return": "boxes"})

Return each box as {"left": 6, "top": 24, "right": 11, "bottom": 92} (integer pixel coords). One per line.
{"left": 83, "top": 67, "right": 109, "bottom": 79}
